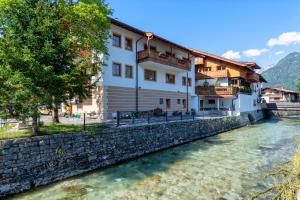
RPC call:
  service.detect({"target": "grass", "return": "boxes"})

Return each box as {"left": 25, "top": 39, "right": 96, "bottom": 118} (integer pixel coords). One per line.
{"left": 0, "top": 122, "right": 107, "bottom": 140}
{"left": 252, "top": 149, "right": 300, "bottom": 200}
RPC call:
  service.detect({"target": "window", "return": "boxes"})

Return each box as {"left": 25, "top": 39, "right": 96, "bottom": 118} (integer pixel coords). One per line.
{"left": 125, "top": 65, "right": 133, "bottom": 78}
{"left": 112, "top": 33, "right": 121, "bottom": 48}
{"left": 231, "top": 79, "right": 239, "bottom": 86}
{"left": 166, "top": 73, "right": 175, "bottom": 84}
{"left": 166, "top": 99, "right": 171, "bottom": 109}
{"left": 125, "top": 37, "right": 133, "bottom": 51}
{"left": 144, "top": 44, "right": 157, "bottom": 51}
{"left": 187, "top": 78, "right": 192, "bottom": 86}
{"left": 144, "top": 69, "right": 156, "bottom": 81}
{"left": 183, "top": 99, "right": 187, "bottom": 108}
{"left": 177, "top": 99, "right": 181, "bottom": 104}
{"left": 217, "top": 66, "right": 226, "bottom": 70}
{"left": 182, "top": 77, "right": 187, "bottom": 86}
{"left": 208, "top": 99, "right": 216, "bottom": 105}
{"left": 112, "top": 62, "right": 121, "bottom": 77}
{"left": 160, "top": 98, "right": 164, "bottom": 104}
{"left": 203, "top": 67, "right": 211, "bottom": 72}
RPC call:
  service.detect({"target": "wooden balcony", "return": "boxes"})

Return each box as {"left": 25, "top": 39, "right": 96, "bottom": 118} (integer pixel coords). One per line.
{"left": 138, "top": 49, "right": 191, "bottom": 71}
{"left": 195, "top": 86, "right": 238, "bottom": 96}
{"left": 195, "top": 70, "right": 228, "bottom": 79}
{"left": 247, "top": 72, "right": 260, "bottom": 82}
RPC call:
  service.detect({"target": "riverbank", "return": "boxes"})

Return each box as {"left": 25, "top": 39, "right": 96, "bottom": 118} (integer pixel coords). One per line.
{"left": 0, "top": 116, "right": 244, "bottom": 198}
{"left": 8, "top": 118, "right": 300, "bottom": 200}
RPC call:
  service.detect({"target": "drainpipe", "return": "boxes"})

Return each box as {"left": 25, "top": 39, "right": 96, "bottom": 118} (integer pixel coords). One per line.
{"left": 135, "top": 36, "right": 144, "bottom": 113}
{"left": 186, "top": 71, "right": 189, "bottom": 113}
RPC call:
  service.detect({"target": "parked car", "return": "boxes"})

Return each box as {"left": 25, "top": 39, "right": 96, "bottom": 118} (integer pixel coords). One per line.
{"left": 38, "top": 106, "right": 52, "bottom": 115}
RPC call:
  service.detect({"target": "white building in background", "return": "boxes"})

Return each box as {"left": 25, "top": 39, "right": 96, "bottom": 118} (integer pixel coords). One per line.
{"left": 66, "top": 19, "right": 266, "bottom": 120}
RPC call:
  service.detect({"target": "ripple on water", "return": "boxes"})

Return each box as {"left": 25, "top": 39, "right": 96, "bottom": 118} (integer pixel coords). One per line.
{"left": 9, "top": 119, "right": 300, "bottom": 200}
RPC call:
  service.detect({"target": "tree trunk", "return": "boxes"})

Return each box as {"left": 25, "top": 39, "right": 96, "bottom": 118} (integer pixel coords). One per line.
{"left": 32, "top": 109, "right": 40, "bottom": 135}
{"left": 52, "top": 96, "right": 60, "bottom": 123}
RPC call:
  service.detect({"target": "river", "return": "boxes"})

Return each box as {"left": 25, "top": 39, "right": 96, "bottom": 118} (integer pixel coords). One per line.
{"left": 10, "top": 118, "right": 300, "bottom": 200}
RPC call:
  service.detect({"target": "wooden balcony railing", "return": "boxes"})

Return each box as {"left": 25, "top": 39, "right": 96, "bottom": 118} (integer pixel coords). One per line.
{"left": 138, "top": 49, "right": 191, "bottom": 71}
{"left": 195, "top": 70, "right": 228, "bottom": 79}
{"left": 247, "top": 72, "right": 260, "bottom": 82}
{"left": 195, "top": 86, "right": 238, "bottom": 96}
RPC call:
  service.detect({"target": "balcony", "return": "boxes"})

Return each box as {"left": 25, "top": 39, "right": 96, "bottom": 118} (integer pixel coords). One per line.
{"left": 138, "top": 49, "right": 191, "bottom": 71}
{"left": 195, "top": 86, "right": 238, "bottom": 96}
{"left": 247, "top": 72, "right": 260, "bottom": 82}
{"left": 195, "top": 70, "right": 228, "bottom": 79}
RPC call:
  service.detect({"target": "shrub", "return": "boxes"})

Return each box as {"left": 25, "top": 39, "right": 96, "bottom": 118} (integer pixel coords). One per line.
{"left": 153, "top": 108, "right": 163, "bottom": 117}
{"left": 248, "top": 113, "right": 255, "bottom": 124}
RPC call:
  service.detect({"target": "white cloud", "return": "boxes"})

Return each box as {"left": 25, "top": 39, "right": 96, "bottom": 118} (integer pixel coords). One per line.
{"left": 267, "top": 32, "right": 300, "bottom": 47}
{"left": 275, "top": 50, "right": 285, "bottom": 55}
{"left": 222, "top": 50, "right": 241, "bottom": 60}
{"left": 242, "top": 48, "right": 269, "bottom": 57}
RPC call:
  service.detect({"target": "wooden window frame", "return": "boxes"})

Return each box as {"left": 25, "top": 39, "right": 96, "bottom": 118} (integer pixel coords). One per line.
{"left": 217, "top": 66, "right": 226, "bottom": 70}
{"left": 112, "top": 33, "right": 122, "bottom": 48}
{"left": 144, "top": 69, "right": 157, "bottom": 82}
{"left": 203, "top": 67, "right": 211, "bottom": 72}
{"left": 125, "top": 65, "right": 133, "bottom": 79}
{"left": 166, "top": 73, "right": 176, "bottom": 84}
{"left": 112, "top": 62, "right": 122, "bottom": 77}
{"left": 125, "top": 37, "right": 133, "bottom": 51}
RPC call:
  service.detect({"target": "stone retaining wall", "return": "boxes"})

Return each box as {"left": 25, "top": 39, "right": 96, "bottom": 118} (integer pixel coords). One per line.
{"left": 0, "top": 117, "right": 244, "bottom": 198}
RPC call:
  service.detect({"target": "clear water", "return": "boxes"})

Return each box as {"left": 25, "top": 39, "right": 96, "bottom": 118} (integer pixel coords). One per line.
{"left": 10, "top": 119, "right": 300, "bottom": 200}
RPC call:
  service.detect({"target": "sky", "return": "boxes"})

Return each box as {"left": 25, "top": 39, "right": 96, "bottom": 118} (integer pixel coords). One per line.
{"left": 106, "top": 0, "right": 300, "bottom": 70}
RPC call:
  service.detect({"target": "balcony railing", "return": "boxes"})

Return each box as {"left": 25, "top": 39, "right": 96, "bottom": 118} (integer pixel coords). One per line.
{"left": 195, "top": 70, "right": 228, "bottom": 79}
{"left": 195, "top": 86, "right": 238, "bottom": 96}
{"left": 138, "top": 49, "right": 191, "bottom": 71}
{"left": 247, "top": 72, "right": 260, "bottom": 82}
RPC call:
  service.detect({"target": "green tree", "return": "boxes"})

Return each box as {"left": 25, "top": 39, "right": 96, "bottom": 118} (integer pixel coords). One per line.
{"left": 0, "top": 0, "right": 111, "bottom": 134}
{"left": 297, "top": 79, "right": 300, "bottom": 92}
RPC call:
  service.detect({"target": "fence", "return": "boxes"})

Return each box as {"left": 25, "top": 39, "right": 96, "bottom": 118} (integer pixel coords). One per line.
{"left": 115, "top": 110, "right": 196, "bottom": 126}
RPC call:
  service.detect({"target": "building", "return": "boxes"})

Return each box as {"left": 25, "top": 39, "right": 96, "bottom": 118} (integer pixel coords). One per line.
{"left": 262, "top": 87, "right": 300, "bottom": 103}
{"left": 191, "top": 49, "right": 266, "bottom": 117}
{"left": 69, "top": 19, "right": 196, "bottom": 119}
{"left": 66, "top": 19, "right": 266, "bottom": 120}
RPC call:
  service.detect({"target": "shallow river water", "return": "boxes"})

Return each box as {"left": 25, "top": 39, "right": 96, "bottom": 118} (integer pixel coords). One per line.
{"left": 10, "top": 118, "right": 300, "bottom": 200}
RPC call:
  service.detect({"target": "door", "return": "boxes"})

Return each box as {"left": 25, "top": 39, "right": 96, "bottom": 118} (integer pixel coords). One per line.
{"left": 200, "top": 100, "right": 204, "bottom": 111}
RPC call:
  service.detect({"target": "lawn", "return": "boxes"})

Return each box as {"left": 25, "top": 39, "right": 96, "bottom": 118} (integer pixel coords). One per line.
{"left": 0, "top": 123, "right": 107, "bottom": 140}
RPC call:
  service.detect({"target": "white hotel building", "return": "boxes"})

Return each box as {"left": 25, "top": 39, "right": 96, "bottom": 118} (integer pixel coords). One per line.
{"left": 68, "top": 19, "right": 265, "bottom": 120}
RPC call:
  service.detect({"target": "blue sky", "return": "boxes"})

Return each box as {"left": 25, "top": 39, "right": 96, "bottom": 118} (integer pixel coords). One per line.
{"left": 106, "top": 0, "right": 300, "bottom": 70}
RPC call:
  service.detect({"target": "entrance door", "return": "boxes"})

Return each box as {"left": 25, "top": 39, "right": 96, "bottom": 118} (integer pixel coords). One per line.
{"left": 199, "top": 100, "right": 204, "bottom": 111}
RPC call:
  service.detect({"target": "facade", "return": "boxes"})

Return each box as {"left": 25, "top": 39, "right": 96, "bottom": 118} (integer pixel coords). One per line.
{"left": 262, "top": 87, "right": 300, "bottom": 103}
{"left": 69, "top": 19, "right": 195, "bottom": 119}
{"left": 66, "top": 19, "right": 266, "bottom": 120}
{"left": 191, "top": 49, "right": 266, "bottom": 116}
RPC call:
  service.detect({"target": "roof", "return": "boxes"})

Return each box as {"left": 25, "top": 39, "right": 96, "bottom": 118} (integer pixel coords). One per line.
{"left": 262, "top": 87, "right": 300, "bottom": 94}
{"left": 259, "top": 75, "right": 267, "bottom": 83}
{"left": 110, "top": 18, "right": 193, "bottom": 53}
{"left": 190, "top": 49, "right": 262, "bottom": 70}
{"left": 240, "top": 62, "right": 261, "bottom": 69}
{"left": 190, "top": 49, "right": 247, "bottom": 67}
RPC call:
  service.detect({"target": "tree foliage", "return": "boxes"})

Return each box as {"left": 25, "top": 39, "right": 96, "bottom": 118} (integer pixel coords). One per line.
{"left": 296, "top": 79, "right": 300, "bottom": 92}
{"left": 0, "top": 0, "right": 111, "bottom": 133}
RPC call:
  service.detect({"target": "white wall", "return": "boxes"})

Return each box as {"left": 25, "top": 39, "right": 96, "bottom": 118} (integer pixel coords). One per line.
{"left": 235, "top": 83, "right": 262, "bottom": 113}
{"left": 102, "top": 24, "right": 195, "bottom": 95}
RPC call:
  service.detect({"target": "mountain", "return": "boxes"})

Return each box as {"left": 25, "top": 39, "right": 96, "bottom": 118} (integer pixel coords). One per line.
{"left": 262, "top": 52, "right": 300, "bottom": 90}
